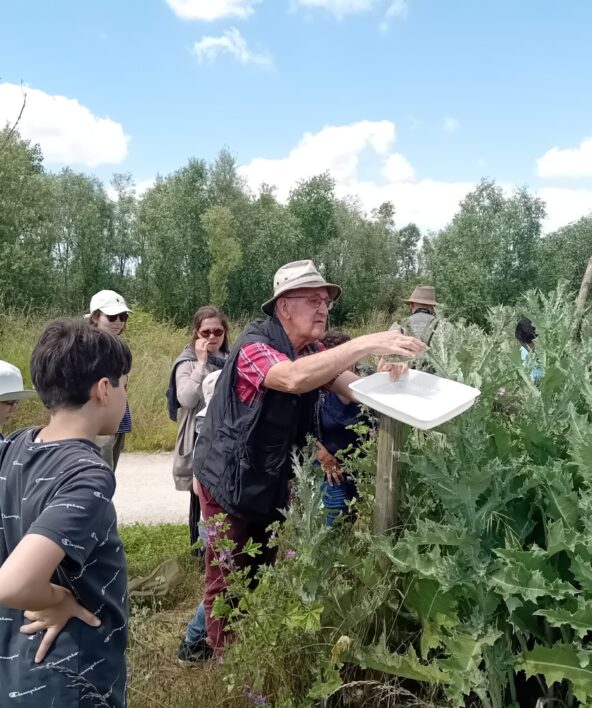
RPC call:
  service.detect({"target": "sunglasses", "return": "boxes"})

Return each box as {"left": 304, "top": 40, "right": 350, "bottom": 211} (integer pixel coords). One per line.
{"left": 105, "top": 313, "right": 129, "bottom": 323}
{"left": 198, "top": 328, "right": 225, "bottom": 339}
{"left": 1, "top": 400, "right": 18, "bottom": 408}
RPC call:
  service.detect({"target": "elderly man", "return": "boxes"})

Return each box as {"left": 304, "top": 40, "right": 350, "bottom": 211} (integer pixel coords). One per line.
{"left": 192, "top": 260, "right": 425, "bottom": 656}
{"left": 391, "top": 285, "right": 439, "bottom": 345}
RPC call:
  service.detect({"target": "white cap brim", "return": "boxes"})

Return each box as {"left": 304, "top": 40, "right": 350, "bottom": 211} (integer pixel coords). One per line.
{"left": 85, "top": 304, "right": 132, "bottom": 317}
{"left": 0, "top": 390, "right": 36, "bottom": 402}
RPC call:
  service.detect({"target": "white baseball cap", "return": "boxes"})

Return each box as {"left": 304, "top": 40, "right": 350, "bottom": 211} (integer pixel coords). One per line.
{"left": 0, "top": 360, "right": 36, "bottom": 402}
{"left": 86, "top": 290, "right": 132, "bottom": 317}
{"left": 197, "top": 370, "right": 222, "bottom": 418}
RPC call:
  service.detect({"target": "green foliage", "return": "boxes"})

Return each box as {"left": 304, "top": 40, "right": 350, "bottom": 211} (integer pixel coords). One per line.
{"left": 202, "top": 205, "right": 242, "bottom": 306}
{"left": 425, "top": 180, "right": 545, "bottom": 325}
{"left": 540, "top": 215, "right": 592, "bottom": 293}
{"left": 4, "top": 130, "right": 589, "bottom": 331}
{"left": 216, "top": 288, "right": 592, "bottom": 708}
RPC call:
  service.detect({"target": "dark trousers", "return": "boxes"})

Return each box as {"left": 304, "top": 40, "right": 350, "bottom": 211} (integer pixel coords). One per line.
{"left": 197, "top": 482, "right": 277, "bottom": 654}
{"left": 189, "top": 489, "right": 201, "bottom": 549}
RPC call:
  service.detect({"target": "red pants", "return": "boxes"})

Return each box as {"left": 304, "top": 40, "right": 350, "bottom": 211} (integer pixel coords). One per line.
{"left": 197, "top": 482, "right": 277, "bottom": 654}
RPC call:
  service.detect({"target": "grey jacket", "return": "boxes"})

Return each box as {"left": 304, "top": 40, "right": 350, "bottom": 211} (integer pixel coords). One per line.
{"left": 172, "top": 355, "right": 226, "bottom": 491}
{"left": 390, "top": 310, "right": 438, "bottom": 345}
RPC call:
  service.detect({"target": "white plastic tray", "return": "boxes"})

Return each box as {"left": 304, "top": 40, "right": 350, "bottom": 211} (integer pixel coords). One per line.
{"left": 349, "top": 370, "right": 480, "bottom": 430}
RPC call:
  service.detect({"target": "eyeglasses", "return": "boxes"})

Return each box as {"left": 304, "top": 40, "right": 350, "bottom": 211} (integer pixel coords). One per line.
{"left": 283, "top": 295, "right": 335, "bottom": 311}
{"left": 199, "top": 328, "right": 225, "bottom": 339}
{"left": 105, "top": 313, "right": 129, "bottom": 323}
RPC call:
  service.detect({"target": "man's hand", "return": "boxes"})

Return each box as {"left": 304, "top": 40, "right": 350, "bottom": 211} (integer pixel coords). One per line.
{"left": 317, "top": 443, "right": 344, "bottom": 487}
{"left": 20, "top": 585, "right": 101, "bottom": 663}
{"left": 378, "top": 358, "right": 409, "bottom": 382}
{"left": 194, "top": 338, "right": 209, "bottom": 365}
{"left": 362, "top": 331, "right": 426, "bottom": 359}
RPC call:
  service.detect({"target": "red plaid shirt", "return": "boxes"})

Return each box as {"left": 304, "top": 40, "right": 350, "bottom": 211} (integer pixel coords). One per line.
{"left": 236, "top": 341, "right": 326, "bottom": 406}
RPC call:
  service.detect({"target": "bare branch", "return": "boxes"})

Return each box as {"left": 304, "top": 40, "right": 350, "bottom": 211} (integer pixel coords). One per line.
{"left": 0, "top": 81, "right": 28, "bottom": 155}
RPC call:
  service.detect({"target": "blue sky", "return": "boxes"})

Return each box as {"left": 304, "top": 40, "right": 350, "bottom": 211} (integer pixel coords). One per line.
{"left": 1, "top": 0, "right": 591, "bottom": 231}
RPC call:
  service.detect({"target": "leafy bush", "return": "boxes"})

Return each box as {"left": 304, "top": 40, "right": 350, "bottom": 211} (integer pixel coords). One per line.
{"left": 218, "top": 287, "right": 592, "bottom": 708}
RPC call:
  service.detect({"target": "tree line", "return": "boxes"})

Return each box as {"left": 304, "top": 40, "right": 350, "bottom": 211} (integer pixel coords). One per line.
{"left": 1, "top": 127, "right": 591, "bottom": 328}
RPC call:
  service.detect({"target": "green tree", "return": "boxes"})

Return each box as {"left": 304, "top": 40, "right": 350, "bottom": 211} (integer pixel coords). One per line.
{"left": 202, "top": 205, "right": 242, "bottom": 307}
{"left": 540, "top": 215, "right": 592, "bottom": 293}
{"left": 0, "top": 129, "right": 56, "bottom": 309}
{"left": 51, "top": 168, "right": 112, "bottom": 311}
{"left": 229, "top": 185, "right": 303, "bottom": 316}
{"left": 135, "top": 159, "right": 211, "bottom": 324}
{"left": 109, "top": 172, "right": 139, "bottom": 293}
{"left": 288, "top": 173, "right": 339, "bottom": 261}
{"left": 425, "top": 180, "right": 545, "bottom": 325}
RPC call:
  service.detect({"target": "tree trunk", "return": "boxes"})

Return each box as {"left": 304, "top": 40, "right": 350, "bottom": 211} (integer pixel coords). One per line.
{"left": 574, "top": 255, "right": 592, "bottom": 338}
{"left": 374, "top": 415, "right": 403, "bottom": 534}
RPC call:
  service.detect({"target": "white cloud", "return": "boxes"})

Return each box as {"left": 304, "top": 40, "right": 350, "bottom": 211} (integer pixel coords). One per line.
{"left": 537, "top": 137, "right": 592, "bottom": 178}
{"left": 0, "top": 82, "right": 128, "bottom": 167}
{"left": 379, "top": 0, "right": 408, "bottom": 30}
{"left": 165, "top": 0, "right": 260, "bottom": 21}
{"left": 239, "top": 120, "right": 395, "bottom": 200}
{"left": 239, "top": 119, "right": 472, "bottom": 230}
{"left": 382, "top": 152, "right": 414, "bottom": 182}
{"left": 443, "top": 116, "right": 460, "bottom": 133}
{"left": 239, "top": 119, "right": 592, "bottom": 233}
{"left": 538, "top": 187, "right": 592, "bottom": 232}
{"left": 193, "top": 28, "right": 271, "bottom": 66}
{"left": 296, "top": 0, "right": 377, "bottom": 16}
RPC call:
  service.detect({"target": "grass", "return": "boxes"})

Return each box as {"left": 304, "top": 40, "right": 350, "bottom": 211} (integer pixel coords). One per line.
{"left": 120, "top": 522, "right": 246, "bottom": 708}
{"left": 1, "top": 307, "right": 191, "bottom": 451}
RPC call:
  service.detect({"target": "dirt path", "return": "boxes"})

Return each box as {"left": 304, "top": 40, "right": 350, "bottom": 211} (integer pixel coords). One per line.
{"left": 113, "top": 452, "right": 189, "bottom": 525}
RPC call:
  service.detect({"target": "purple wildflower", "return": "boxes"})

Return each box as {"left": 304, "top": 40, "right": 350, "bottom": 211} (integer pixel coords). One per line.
{"left": 204, "top": 518, "right": 225, "bottom": 544}
{"left": 217, "top": 547, "right": 234, "bottom": 570}
{"left": 243, "top": 686, "right": 268, "bottom": 706}
{"left": 284, "top": 549, "right": 297, "bottom": 559}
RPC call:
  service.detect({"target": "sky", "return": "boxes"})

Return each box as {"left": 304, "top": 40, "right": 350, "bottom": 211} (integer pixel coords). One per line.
{"left": 1, "top": 0, "right": 591, "bottom": 233}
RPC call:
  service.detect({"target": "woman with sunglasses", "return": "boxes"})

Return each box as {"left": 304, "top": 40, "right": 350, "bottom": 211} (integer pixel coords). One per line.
{"left": 86, "top": 289, "right": 132, "bottom": 470}
{"left": 168, "top": 305, "right": 230, "bottom": 550}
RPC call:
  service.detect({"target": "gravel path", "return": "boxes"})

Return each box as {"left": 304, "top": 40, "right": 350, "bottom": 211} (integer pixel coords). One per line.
{"left": 113, "top": 452, "right": 188, "bottom": 525}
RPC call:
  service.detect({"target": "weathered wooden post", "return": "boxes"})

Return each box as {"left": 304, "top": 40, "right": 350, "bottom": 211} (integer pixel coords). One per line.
{"left": 573, "top": 255, "right": 592, "bottom": 339}
{"left": 374, "top": 414, "right": 404, "bottom": 534}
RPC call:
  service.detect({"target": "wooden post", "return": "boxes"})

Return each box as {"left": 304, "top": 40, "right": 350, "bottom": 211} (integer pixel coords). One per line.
{"left": 574, "top": 255, "right": 592, "bottom": 339}
{"left": 374, "top": 414, "right": 403, "bottom": 534}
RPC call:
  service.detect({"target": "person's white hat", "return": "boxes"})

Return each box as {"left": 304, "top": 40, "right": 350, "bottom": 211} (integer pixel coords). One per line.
{"left": 261, "top": 260, "right": 342, "bottom": 316}
{"left": 197, "top": 370, "right": 222, "bottom": 418}
{"left": 0, "top": 360, "right": 36, "bottom": 402}
{"left": 85, "top": 290, "right": 132, "bottom": 318}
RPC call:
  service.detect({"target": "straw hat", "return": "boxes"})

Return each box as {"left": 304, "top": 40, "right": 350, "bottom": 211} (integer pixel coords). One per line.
{"left": 405, "top": 285, "right": 438, "bottom": 306}
{"left": 261, "top": 260, "right": 342, "bottom": 316}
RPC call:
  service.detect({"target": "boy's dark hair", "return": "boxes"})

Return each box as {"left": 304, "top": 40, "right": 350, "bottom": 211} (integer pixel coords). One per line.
{"left": 321, "top": 329, "right": 351, "bottom": 350}
{"left": 515, "top": 317, "right": 537, "bottom": 348}
{"left": 31, "top": 319, "right": 132, "bottom": 410}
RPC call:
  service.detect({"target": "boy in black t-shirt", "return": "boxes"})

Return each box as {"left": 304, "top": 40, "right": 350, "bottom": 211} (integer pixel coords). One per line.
{"left": 0, "top": 320, "right": 131, "bottom": 708}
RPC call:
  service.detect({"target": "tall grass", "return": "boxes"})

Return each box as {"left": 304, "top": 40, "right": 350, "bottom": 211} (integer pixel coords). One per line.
{"left": 0, "top": 308, "right": 188, "bottom": 451}
{"left": 0, "top": 307, "right": 393, "bottom": 451}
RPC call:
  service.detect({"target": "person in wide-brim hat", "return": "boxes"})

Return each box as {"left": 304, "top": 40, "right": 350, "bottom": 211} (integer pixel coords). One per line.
{"left": 261, "top": 260, "right": 342, "bottom": 316}
{"left": 405, "top": 285, "right": 438, "bottom": 307}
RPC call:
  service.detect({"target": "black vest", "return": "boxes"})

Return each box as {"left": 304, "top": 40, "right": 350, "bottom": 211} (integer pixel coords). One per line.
{"left": 194, "top": 317, "right": 319, "bottom": 524}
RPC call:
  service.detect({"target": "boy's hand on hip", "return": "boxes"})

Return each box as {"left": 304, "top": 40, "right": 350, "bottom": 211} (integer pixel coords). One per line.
{"left": 20, "top": 585, "right": 101, "bottom": 663}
